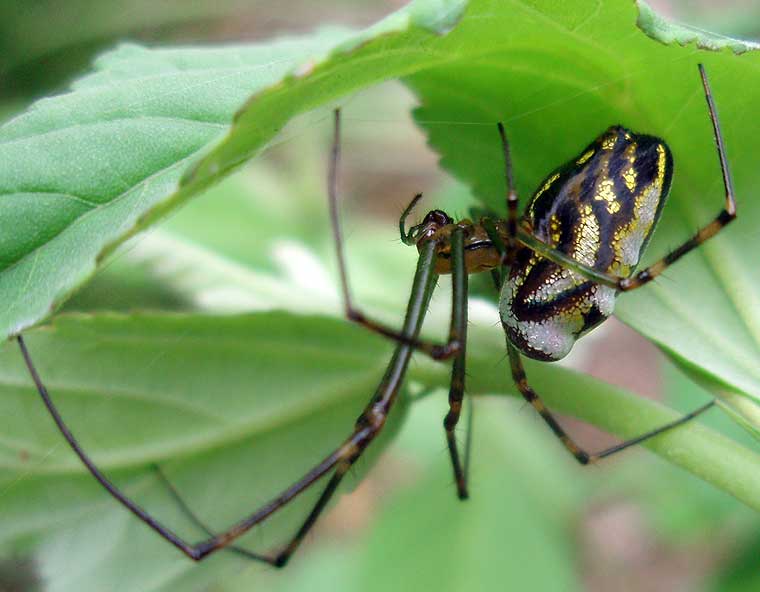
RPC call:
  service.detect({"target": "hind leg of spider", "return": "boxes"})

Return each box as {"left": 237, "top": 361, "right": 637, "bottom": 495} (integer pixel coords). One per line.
{"left": 153, "top": 421, "right": 368, "bottom": 567}
{"left": 496, "top": 121, "right": 519, "bottom": 249}
{"left": 328, "top": 110, "right": 459, "bottom": 360}
{"left": 442, "top": 227, "right": 471, "bottom": 499}
{"left": 268, "top": 449, "right": 359, "bottom": 566}
{"left": 151, "top": 465, "right": 275, "bottom": 564}
{"left": 16, "top": 240, "right": 440, "bottom": 563}
{"left": 199, "top": 239, "right": 441, "bottom": 565}
{"left": 506, "top": 340, "right": 715, "bottom": 464}
{"left": 161, "top": 241, "right": 438, "bottom": 566}
{"left": 618, "top": 64, "right": 735, "bottom": 290}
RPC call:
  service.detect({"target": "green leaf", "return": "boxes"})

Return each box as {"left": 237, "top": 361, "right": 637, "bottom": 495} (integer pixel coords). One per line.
{"left": 0, "top": 0, "right": 469, "bottom": 340}
{"left": 636, "top": 1, "right": 758, "bottom": 52}
{"left": 5, "top": 312, "right": 760, "bottom": 589}
{"left": 0, "top": 30, "right": 358, "bottom": 338}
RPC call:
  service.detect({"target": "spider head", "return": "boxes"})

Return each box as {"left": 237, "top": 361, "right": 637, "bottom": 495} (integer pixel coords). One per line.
{"left": 406, "top": 210, "right": 453, "bottom": 246}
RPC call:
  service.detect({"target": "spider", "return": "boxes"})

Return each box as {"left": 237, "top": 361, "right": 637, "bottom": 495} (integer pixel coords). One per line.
{"left": 15, "top": 63, "right": 734, "bottom": 566}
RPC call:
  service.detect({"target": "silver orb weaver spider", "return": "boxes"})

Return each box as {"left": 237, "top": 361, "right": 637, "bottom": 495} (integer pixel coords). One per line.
{"left": 16, "top": 63, "right": 734, "bottom": 566}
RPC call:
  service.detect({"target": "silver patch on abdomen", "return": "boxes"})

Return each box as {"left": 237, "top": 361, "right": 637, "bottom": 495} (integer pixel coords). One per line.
{"left": 500, "top": 271, "right": 616, "bottom": 361}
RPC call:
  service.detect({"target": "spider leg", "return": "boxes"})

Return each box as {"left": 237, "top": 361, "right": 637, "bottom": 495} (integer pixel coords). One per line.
{"left": 151, "top": 465, "right": 273, "bottom": 564}
{"left": 496, "top": 121, "right": 519, "bottom": 251}
{"left": 329, "top": 110, "right": 459, "bottom": 360}
{"left": 442, "top": 227, "right": 470, "bottom": 499}
{"left": 17, "top": 334, "right": 197, "bottom": 558}
{"left": 17, "top": 241, "right": 439, "bottom": 563}
{"left": 232, "top": 239, "right": 442, "bottom": 567}
{"left": 506, "top": 340, "right": 715, "bottom": 464}
{"left": 152, "top": 460, "right": 355, "bottom": 567}
{"left": 269, "top": 447, "right": 358, "bottom": 566}
{"left": 617, "top": 63, "right": 735, "bottom": 290}
{"left": 482, "top": 216, "right": 508, "bottom": 288}
{"left": 514, "top": 64, "right": 736, "bottom": 292}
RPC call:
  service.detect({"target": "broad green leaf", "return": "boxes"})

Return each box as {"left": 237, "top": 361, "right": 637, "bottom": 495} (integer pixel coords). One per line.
{"left": 0, "top": 29, "right": 358, "bottom": 338}
{"left": 0, "top": 0, "right": 468, "bottom": 340}
{"left": 4, "top": 312, "right": 760, "bottom": 590}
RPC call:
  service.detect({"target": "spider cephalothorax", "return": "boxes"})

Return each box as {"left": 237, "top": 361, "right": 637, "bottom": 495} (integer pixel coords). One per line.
{"left": 410, "top": 215, "right": 504, "bottom": 275}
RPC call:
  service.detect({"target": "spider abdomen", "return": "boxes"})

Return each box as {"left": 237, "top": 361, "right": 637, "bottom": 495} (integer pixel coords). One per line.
{"left": 502, "top": 253, "right": 616, "bottom": 360}
{"left": 501, "top": 126, "right": 674, "bottom": 361}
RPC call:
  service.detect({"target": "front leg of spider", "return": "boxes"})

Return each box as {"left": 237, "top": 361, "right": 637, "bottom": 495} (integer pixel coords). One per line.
{"left": 328, "top": 112, "right": 460, "bottom": 361}
{"left": 442, "top": 227, "right": 470, "bottom": 499}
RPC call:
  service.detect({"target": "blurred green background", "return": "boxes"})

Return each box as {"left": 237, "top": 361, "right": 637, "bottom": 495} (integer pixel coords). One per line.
{"left": 1, "top": 1, "right": 759, "bottom": 591}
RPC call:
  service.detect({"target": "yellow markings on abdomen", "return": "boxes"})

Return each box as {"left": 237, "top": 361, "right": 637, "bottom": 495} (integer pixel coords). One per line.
{"left": 549, "top": 214, "right": 562, "bottom": 245}
{"left": 573, "top": 204, "right": 600, "bottom": 266}
{"left": 623, "top": 166, "right": 637, "bottom": 191}
{"left": 622, "top": 142, "right": 638, "bottom": 192}
{"left": 534, "top": 172, "right": 559, "bottom": 201}
{"left": 602, "top": 135, "right": 617, "bottom": 150}
{"left": 656, "top": 143, "right": 666, "bottom": 186}
{"left": 594, "top": 176, "right": 621, "bottom": 214}
{"left": 610, "top": 142, "right": 668, "bottom": 275}
{"left": 576, "top": 149, "right": 595, "bottom": 165}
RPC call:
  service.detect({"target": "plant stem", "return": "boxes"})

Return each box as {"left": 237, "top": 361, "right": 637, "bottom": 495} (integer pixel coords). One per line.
{"left": 410, "top": 352, "right": 760, "bottom": 513}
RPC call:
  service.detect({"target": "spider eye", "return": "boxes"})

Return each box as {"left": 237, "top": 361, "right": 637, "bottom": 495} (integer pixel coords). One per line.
{"left": 407, "top": 210, "right": 452, "bottom": 244}
{"left": 423, "top": 210, "right": 452, "bottom": 226}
